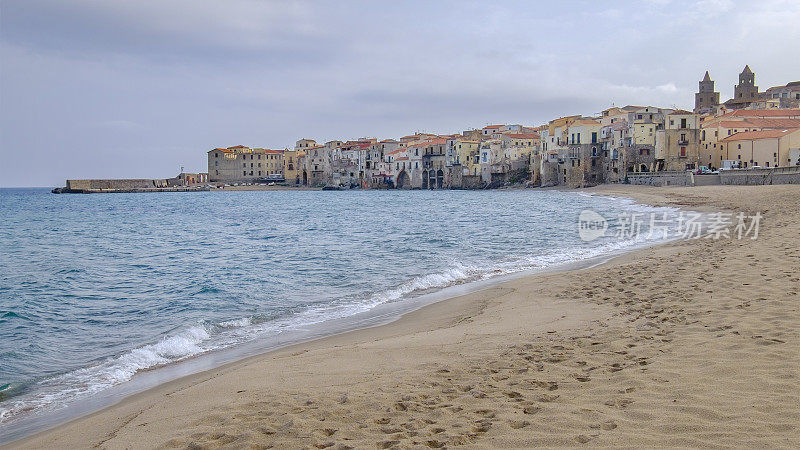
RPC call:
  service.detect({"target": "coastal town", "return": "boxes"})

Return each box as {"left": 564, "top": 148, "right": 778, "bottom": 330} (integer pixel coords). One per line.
{"left": 58, "top": 66, "right": 800, "bottom": 193}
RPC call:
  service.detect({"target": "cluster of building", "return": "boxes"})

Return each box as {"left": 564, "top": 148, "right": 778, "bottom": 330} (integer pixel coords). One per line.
{"left": 206, "top": 66, "right": 800, "bottom": 189}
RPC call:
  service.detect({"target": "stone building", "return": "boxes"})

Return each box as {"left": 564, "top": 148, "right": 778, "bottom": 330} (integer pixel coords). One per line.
{"left": 660, "top": 110, "right": 701, "bottom": 171}
{"left": 564, "top": 143, "right": 606, "bottom": 188}
{"left": 760, "top": 81, "right": 800, "bottom": 109}
{"left": 208, "top": 146, "right": 284, "bottom": 183}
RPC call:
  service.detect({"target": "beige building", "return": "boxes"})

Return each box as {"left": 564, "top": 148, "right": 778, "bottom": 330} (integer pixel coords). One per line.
{"left": 701, "top": 110, "right": 800, "bottom": 168}
{"left": 208, "top": 146, "right": 284, "bottom": 183}
{"left": 719, "top": 128, "right": 800, "bottom": 168}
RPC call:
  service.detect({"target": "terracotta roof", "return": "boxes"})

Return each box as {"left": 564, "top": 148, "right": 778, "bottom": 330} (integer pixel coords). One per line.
{"left": 483, "top": 125, "right": 503, "bottom": 129}
{"left": 668, "top": 109, "right": 694, "bottom": 115}
{"left": 747, "top": 118, "right": 800, "bottom": 128}
{"left": 505, "top": 133, "right": 539, "bottom": 139}
{"left": 716, "top": 120, "right": 751, "bottom": 128}
{"left": 723, "top": 109, "right": 800, "bottom": 118}
{"left": 714, "top": 118, "right": 800, "bottom": 129}
{"left": 720, "top": 128, "right": 799, "bottom": 142}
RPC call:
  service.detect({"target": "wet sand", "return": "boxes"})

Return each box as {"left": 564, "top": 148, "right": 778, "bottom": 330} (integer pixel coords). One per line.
{"left": 8, "top": 185, "right": 799, "bottom": 449}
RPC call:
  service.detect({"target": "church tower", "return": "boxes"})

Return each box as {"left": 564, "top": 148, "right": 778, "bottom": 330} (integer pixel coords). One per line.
{"left": 733, "top": 65, "right": 758, "bottom": 101}
{"left": 694, "top": 71, "right": 720, "bottom": 114}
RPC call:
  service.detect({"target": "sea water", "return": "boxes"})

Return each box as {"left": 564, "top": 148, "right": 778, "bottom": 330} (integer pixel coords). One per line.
{"left": 0, "top": 188, "right": 679, "bottom": 433}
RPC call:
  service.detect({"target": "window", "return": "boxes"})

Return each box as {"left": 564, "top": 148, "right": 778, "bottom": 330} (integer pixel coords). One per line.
{"left": 680, "top": 147, "right": 686, "bottom": 157}
{"left": 681, "top": 118, "right": 687, "bottom": 128}
{"left": 215, "top": 161, "right": 218, "bottom": 166}
{"left": 243, "top": 171, "right": 246, "bottom": 176}
{"left": 215, "top": 153, "right": 218, "bottom": 158}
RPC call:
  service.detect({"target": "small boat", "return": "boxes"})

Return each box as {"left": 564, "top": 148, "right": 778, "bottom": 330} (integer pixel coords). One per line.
{"left": 0, "top": 383, "right": 10, "bottom": 392}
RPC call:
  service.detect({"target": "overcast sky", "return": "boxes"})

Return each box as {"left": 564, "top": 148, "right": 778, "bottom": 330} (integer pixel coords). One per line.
{"left": 1, "top": 0, "right": 799, "bottom": 187}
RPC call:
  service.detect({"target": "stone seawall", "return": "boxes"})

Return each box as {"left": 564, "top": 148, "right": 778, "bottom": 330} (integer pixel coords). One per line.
{"left": 66, "top": 179, "right": 170, "bottom": 190}
{"left": 626, "top": 166, "right": 800, "bottom": 187}
{"left": 57, "top": 178, "right": 208, "bottom": 193}
{"left": 719, "top": 166, "right": 800, "bottom": 185}
{"left": 627, "top": 171, "right": 694, "bottom": 187}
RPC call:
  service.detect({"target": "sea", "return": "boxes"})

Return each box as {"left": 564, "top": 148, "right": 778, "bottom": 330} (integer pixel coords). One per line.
{"left": 0, "top": 187, "right": 681, "bottom": 440}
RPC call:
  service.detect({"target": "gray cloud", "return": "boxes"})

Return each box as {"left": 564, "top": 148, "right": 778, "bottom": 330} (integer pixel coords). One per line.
{"left": 1, "top": 0, "right": 799, "bottom": 186}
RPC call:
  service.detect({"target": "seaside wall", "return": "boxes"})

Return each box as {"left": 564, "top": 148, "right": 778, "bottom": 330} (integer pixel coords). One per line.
{"left": 627, "top": 171, "right": 694, "bottom": 186}
{"left": 461, "top": 175, "right": 483, "bottom": 189}
{"left": 66, "top": 179, "right": 170, "bottom": 190}
{"left": 719, "top": 166, "right": 800, "bottom": 185}
{"left": 626, "top": 166, "right": 800, "bottom": 186}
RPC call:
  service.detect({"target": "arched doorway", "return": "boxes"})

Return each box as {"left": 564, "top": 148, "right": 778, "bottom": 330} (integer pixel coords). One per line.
{"left": 396, "top": 170, "right": 410, "bottom": 189}
{"left": 421, "top": 170, "right": 429, "bottom": 189}
{"left": 640, "top": 164, "right": 649, "bottom": 173}
{"left": 302, "top": 170, "right": 308, "bottom": 185}
{"left": 436, "top": 169, "right": 444, "bottom": 188}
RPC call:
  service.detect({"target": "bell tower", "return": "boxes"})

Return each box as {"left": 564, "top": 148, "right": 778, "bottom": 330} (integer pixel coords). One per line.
{"left": 734, "top": 65, "right": 758, "bottom": 100}
{"left": 694, "top": 71, "right": 720, "bottom": 114}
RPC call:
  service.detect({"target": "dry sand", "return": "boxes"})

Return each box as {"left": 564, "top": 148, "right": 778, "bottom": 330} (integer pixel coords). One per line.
{"left": 8, "top": 185, "right": 799, "bottom": 449}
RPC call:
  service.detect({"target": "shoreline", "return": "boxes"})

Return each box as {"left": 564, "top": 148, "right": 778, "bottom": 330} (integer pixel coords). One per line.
{"left": 6, "top": 185, "right": 800, "bottom": 448}
{"left": 1, "top": 206, "right": 676, "bottom": 445}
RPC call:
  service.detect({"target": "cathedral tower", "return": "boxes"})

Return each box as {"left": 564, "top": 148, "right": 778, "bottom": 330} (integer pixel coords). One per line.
{"left": 694, "top": 71, "right": 720, "bottom": 114}
{"left": 734, "top": 65, "right": 758, "bottom": 101}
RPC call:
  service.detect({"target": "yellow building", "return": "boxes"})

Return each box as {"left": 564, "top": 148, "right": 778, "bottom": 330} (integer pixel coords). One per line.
{"left": 283, "top": 149, "right": 306, "bottom": 185}
{"left": 453, "top": 139, "right": 480, "bottom": 176}
{"left": 719, "top": 128, "right": 800, "bottom": 168}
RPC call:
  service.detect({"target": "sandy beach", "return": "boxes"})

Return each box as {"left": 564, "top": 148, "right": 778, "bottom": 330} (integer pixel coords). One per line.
{"left": 8, "top": 185, "right": 799, "bottom": 449}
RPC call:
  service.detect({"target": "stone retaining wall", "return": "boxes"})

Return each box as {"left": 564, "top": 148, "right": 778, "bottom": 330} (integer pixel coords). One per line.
{"left": 719, "top": 166, "right": 800, "bottom": 185}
